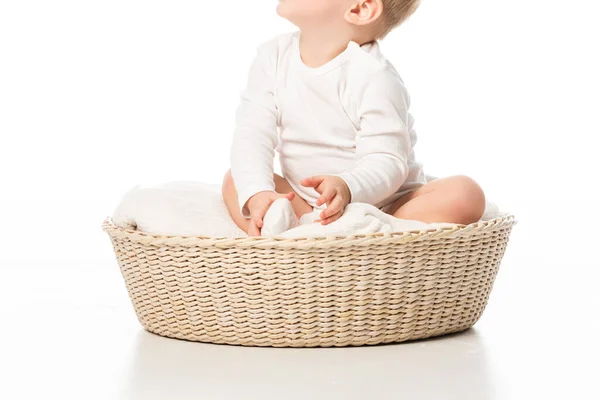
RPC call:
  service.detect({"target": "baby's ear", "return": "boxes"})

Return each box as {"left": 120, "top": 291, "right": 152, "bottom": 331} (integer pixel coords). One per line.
{"left": 344, "top": 0, "right": 384, "bottom": 27}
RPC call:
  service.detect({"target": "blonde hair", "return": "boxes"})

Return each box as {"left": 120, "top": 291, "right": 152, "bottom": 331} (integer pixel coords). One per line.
{"left": 375, "top": 0, "right": 421, "bottom": 40}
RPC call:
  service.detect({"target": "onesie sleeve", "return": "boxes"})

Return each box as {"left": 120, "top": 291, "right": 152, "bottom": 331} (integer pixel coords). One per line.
{"left": 229, "top": 41, "right": 279, "bottom": 218}
{"left": 333, "top": 70, "right": 412, "bottom": 206}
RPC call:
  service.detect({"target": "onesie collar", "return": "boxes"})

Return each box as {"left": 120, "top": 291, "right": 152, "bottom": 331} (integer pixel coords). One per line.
{"left": 291, "top": 31, "right": 361, "bottom": 76}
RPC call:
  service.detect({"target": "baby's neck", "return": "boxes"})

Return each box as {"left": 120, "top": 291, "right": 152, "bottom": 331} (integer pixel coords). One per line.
{"left": 298, "top": 30, "right": 375, "bottom": 69}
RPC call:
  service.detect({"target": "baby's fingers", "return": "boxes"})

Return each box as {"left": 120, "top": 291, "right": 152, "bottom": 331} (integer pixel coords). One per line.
{"left": 248, "top": 218, "right": 261, "bottom": 237}
{"left": 320, "top": 196, "right": 344, "bottom": 220}
{"left": 320, "top": 208, "right": 343, "bottom": 225}
{"left": 316, "top": 188, "right": 335, "bottom": 207}
{"left": 249, "top": 205, "right": 269, "bottom": 232}
{"left": 256, "top": 202, "right": 273, "bottom": 228}
{"left": 301, "top": 176, "right": 325, "bottom": 189}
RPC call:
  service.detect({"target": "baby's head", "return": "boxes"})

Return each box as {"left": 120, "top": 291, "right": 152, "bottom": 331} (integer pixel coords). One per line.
{"left": 277, "top": 0, "right": 420, "bottom": 42}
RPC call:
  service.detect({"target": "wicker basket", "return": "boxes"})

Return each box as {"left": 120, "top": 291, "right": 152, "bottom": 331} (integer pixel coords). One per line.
{"left": 102, "top": 214, "right": 517, "bottom": 347}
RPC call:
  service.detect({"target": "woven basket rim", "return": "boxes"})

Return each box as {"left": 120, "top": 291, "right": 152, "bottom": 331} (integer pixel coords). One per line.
{"left": 101, "top": 213, "right": 517, "bottom": 248}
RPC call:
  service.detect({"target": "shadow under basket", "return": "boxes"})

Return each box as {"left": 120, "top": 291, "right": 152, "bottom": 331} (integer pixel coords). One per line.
{"left": 102, "top": 214, "right": 517, "bottom": 347}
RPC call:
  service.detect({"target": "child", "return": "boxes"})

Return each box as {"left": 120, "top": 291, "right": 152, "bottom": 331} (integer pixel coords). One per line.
{"left": 222, "top": 0, "right": 486, "bottom": 237}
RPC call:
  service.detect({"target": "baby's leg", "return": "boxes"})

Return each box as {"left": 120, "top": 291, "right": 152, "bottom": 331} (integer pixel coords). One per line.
{"left": 221, "top": 169, "right": 313, "bottom": 234}
{"left": 384, "top": 175, "right": 486, "bottom": 225}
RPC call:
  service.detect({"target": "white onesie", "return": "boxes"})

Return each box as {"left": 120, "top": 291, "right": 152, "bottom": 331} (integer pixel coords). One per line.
{"left": 230, "top": 30, "right": 427, "bottom": 218}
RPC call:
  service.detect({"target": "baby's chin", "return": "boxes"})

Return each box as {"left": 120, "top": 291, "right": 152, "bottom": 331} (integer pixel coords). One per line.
{"left": 276, "top": 1, "right": 292, "bottom": 17}
{"left": 276, "top": 1, "right": 305, "bottom": 21}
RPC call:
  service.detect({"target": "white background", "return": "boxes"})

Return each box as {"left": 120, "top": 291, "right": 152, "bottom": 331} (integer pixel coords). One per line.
{"left": 1, "top": 1, "right": 598, "bottom": 399}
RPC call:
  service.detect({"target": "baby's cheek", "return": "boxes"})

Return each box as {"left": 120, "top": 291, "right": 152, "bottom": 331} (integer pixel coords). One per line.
{"left": 306, "top": 0, "right": 344, "bottom": 20}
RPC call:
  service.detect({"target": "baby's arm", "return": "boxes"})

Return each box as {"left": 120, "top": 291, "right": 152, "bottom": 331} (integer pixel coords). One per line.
{"left": 230, "top": 41, "right": 279, "bottom": 218}
{"left": 334, "top": 69, "right": 412, "bottom": 206}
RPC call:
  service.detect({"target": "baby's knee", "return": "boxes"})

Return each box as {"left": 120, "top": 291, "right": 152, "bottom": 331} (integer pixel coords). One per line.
{"left": 463, "top": 176, "right": 485, "bottom": 209}
{"left": 450, "top": 176, "right": 486, "bottom": 220}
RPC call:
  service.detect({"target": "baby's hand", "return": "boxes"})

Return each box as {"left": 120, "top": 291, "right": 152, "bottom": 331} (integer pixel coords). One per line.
{"left": 300, "top": 175, "right": 351, "bottom": 225}
{"left": 246, "top": 190, "right": 295, "bottom": 237}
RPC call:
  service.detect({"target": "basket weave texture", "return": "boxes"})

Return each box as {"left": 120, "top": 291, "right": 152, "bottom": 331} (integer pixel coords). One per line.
{"left": 102, "top": 214, "right": 516, "bottom": 347}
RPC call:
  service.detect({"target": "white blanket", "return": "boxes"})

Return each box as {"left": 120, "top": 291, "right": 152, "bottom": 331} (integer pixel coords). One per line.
{"left": 260, "top": 197, "right": 456, "bottom": 238}
{"left": 111, "top": 179, "right": 508, "bottom": 238}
